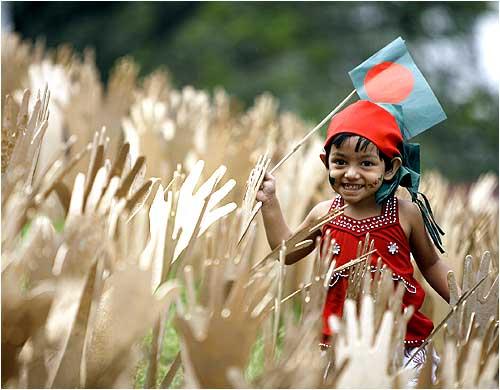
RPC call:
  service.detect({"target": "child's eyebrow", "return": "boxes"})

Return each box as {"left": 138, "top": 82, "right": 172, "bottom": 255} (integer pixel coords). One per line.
{"left": 358, "top": 153, "right": 379, "bottom": 159}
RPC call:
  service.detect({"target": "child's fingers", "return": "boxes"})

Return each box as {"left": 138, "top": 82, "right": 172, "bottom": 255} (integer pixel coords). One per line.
{"left": 260, "top": 181, "right": 275, "bottom": 195}
{"left": 262, "top": 172, "right": 276, "bottom": 185}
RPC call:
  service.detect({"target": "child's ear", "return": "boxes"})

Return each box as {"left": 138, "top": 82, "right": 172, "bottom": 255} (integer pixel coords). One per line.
{"left": 383, "top": 157, "right": 402, "bottom": 180}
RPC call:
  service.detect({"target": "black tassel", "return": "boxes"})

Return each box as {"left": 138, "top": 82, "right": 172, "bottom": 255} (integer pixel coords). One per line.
{"left": 418, "top": 192, "right": 445, "bottom": 235}
{"left": 417, "top": 201, "right": 445, "bottom": 253}
{"left": 410, "top": 191, "right": 445, "bottom": 254}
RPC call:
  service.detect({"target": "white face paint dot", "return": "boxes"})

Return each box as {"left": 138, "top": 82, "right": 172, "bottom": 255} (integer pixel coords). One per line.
{"left": 221, "top": 308, "right": 231, "bottom": 318}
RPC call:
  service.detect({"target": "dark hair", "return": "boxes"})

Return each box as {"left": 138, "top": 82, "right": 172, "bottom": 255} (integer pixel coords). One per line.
{"left": 325, "top": 133, "right": 397, "bottom": 171}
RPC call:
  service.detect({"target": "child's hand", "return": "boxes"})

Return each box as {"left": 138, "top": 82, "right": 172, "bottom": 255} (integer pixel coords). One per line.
{"left": 256, "top": 172, "right": 276, "bottom": 206}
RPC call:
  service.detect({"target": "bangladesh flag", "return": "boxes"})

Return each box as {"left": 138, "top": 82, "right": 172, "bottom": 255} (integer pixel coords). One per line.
{"left": 349, "top": 37, "right": 446, "bottom": 140}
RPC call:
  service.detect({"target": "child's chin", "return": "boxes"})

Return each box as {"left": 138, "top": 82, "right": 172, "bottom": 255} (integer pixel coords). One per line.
{"left": 341, "top": 189, "right": 376, "bottom": 204}
{"left": 339, "top": 194, "right": 359, "bottom": 203}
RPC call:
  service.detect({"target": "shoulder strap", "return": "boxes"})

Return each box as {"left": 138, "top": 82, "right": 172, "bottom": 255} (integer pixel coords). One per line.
{"left": 328, "top": 196, "right": 342, "bottom": 213}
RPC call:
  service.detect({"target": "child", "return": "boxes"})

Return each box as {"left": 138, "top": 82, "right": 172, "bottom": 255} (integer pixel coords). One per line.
{"left": 256, "top": 99, "right": 452, "bottom": 380}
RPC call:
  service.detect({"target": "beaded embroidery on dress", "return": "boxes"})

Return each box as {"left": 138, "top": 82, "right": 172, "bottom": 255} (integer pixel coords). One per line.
{"left": 329, "top": 195, "right": 397, "bottom": 234}
{"left": 326, "top": 196, "right": 417, "bottom": 294}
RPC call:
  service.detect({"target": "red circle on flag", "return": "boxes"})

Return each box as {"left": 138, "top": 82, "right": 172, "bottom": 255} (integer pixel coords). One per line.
{"left": 364, "top": 61, "right": 414, "bottom": 103}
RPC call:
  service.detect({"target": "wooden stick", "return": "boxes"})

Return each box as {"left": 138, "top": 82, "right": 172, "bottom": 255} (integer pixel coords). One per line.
{"left": 144, "top": 318, "right": 161, "bottom": 388}
{"left": 329, "top": 249, "right": 377, "bottom": 274}
{"left": 269, "top": 89, "right": 356, "bottom": 175}
{"left": 403, "top": 275, "right": 488, "bottom": 368}
{"left": 308, "top": 204, "right": 348, "bottom": 233}
{"left": 272, "top": 242, "right": 286, "bottom": 358}
{"left": 236, "top": 201, "right": 262, "bottom": 246}
{"left": 159, "top": 352, "right": 182, "bottom": 388}
{"left": 269, "top": 282, "right": 312, "bottom": 311}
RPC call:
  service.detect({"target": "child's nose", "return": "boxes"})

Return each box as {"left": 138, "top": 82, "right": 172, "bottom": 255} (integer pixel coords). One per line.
{"left": 344, "top": 166, "right": 360, "bottom": 179}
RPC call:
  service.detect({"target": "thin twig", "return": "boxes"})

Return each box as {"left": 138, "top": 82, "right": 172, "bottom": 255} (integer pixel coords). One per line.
{"left": 145, "top": 319, "right": 161, "bottom": 388}
{"left": 272, "top": 242, "right": 286, "bottom": 358}
{"left": 308, "top": 204, "right": 348, "bottom": 233}
{"left": 273, "top": 282, "right": 313, "bottom": 310}
{"left": 159, "top": 352, "right": 182, "bottom": 388}
{"left": 236, "top": 201, "right": 262, "bottom": 246}
{"left": 269, "top": 89, "right": 356, "bottom": 174}
{"left": 330, "top": 249, "right": 377, "bottom": 274}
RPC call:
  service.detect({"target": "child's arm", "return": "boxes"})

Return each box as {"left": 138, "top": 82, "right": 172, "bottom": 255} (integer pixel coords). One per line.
{"left": 257, "top": 172, "right": 293, "bottom": 249}
{"left": 401, "top": 200, "right": 451, "bottom": 303}
{"left": 257, "top": 172, "right": 327, "bottom": 265}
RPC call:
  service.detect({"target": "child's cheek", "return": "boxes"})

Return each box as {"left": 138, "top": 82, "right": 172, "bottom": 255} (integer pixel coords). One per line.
{"left": 366, "top": 174, "right": 384, "bottom": 189}
{"left": 329, "top": 171, "right": 338, "bottom": 184}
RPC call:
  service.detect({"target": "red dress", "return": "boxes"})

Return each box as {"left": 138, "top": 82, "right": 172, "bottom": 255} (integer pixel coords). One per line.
{"left": 321, "top": 195, "right": 434, "bottom": 347}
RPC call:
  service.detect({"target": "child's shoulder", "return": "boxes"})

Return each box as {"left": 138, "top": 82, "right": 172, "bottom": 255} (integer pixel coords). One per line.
{"left": 297, "top": 200, "right": 335, "bottom": 234}
{"left": 396, "top": 197, "right": 420, "bottom": 218}
{"left": 307, "top": 199, "right": 336, "bottom": 221}
{"left": 396, "top": 197, "right": 422, "bottom": 233}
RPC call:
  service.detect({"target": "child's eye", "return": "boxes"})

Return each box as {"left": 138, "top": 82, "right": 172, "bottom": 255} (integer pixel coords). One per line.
{"left": 332, "top": 159, "right": 346, "bottom": 166}
{"left": 361, "top": 161, "right": 375, "bottom": 167}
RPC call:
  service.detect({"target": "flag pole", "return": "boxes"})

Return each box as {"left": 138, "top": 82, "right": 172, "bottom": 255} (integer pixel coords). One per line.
{"left": 269, "top": 89, "right": 356, "bottom": 175}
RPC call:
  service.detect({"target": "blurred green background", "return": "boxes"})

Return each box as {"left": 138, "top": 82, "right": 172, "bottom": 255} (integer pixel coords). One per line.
{"left": 3, "top": 1, "right": 499, "bottom": 181}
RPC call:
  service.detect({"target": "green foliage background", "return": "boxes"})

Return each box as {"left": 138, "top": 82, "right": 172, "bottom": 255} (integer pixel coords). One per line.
{"left": 6, "top": 1, "right": 499, "bottom": 181}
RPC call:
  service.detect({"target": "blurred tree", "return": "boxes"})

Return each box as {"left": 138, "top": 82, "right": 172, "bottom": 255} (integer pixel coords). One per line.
{"left": 7, "top": 1, "right": 499, "bottom": 181}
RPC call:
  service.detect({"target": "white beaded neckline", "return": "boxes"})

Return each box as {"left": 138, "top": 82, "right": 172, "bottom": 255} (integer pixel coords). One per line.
{"left": 329, "top": 196, "right": 398, "bottom": 234}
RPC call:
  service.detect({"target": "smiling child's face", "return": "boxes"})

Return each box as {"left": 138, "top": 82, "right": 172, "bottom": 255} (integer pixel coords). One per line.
{"left": 328, "top": 136, "right": 387, "bottom": 206}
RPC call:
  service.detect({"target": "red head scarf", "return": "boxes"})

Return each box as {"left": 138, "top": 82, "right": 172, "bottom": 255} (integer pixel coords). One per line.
{"left": 320, "top": 100, "right": 403, "bottom": 166}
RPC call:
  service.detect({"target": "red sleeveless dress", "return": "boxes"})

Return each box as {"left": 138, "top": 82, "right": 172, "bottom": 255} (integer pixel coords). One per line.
{"left": 321, "top": 196, "right": 434, "bottom": 347}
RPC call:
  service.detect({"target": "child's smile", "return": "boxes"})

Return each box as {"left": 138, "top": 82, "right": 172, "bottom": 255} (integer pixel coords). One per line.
{"left": 341, "top": 183, "right": 364, "bottom": 191}
{"left": 328, "top": 137, "right": 386, "bottom": 207}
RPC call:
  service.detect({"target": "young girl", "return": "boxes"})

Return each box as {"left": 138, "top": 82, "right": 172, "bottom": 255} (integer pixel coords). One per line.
{"left": 256, "top": 100, "right": 452, "bottom": 378}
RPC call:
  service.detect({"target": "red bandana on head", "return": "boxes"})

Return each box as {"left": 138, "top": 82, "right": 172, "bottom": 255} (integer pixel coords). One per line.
{"left": 320, "top": 100, "right": 403, "bottom": 166}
